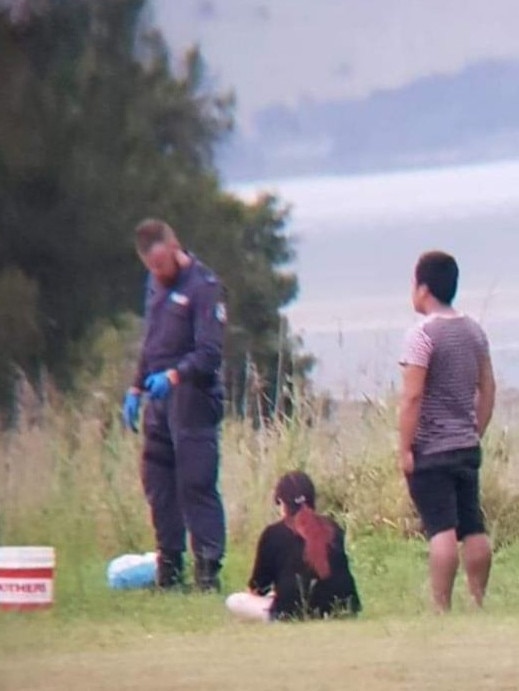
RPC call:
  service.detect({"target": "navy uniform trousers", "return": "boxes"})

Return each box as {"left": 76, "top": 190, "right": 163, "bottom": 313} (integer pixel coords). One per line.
{"left": 141, "top": 379, "right": 225, "bottom": 563}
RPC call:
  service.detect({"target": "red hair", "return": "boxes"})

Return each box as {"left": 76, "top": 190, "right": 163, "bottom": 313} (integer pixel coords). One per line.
{"left": 275, "top": 471, "right": 334, "bottom": 579}
{"left": 288, "top": 505, "right": 334, "bottom": 579}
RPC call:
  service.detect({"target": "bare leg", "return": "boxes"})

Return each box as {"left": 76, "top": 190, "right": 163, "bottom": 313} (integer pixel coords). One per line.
{"left": 429, "top": 529, "right": 459, "bottom": 612}
{"left": 461, "top": 533, "right": 492, "bottom": 607}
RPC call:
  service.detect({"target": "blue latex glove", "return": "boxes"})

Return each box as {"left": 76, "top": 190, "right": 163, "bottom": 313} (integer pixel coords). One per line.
{"left": 145, "top": 371, "right": 173, "bottom": 400}
{"left": 122, "top": 390, "right": 141, "bottom": 432}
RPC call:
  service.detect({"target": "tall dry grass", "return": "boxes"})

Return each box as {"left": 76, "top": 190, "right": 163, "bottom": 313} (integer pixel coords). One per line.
{"left": 1, "top": 391, "right": 519, "bottom": 558}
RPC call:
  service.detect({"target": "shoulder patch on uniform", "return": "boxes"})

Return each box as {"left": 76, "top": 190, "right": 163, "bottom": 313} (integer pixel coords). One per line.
{"left": 215, "top": 302, "right": 227, "bottom": 323}
{"left": 170, "top": 291, "right": 189, "bottom": 306}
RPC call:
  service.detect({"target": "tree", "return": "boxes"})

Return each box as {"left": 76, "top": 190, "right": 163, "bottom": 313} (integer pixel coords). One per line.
{"left": 0, "top": 0, "right": 307, "bottom": 422}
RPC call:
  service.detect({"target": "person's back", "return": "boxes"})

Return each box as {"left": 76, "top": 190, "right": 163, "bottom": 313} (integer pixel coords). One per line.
{"left": 310, "top": 520, "right": 361, "bottom": 616}
{"left": 226, "top": 471, "right": 361, "bottom": 622}
{"left": 250, "top": 518, "right": 360, "bottom": 619}
{"left": 406, "top": 313, "right": 490, "bottom": 462}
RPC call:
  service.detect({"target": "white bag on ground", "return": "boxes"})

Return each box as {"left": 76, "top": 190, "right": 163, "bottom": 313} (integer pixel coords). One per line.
{"left": 107, "top": 552, "right": 156, "bottom": 590}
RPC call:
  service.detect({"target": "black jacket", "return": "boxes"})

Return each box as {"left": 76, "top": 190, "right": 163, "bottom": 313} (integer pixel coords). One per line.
{"left": 248, "top": 518, "right": 361, "bottom": 619}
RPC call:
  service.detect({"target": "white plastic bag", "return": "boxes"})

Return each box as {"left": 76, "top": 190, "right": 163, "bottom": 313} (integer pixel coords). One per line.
{"left": 107, "top": 552, "right": 157, "bottom": 590}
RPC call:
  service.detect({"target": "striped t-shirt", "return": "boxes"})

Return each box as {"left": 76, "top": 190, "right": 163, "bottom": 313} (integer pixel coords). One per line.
{"left": 400, "top": 313, "right": 490, "bottom": 459}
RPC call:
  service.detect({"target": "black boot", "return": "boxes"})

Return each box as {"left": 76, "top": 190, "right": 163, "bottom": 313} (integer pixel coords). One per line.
{"left": 156, "top": 550, "right": 184, "bottom": 590}
{"left": 194, "top": 557, "right": 221, "bottom": 593}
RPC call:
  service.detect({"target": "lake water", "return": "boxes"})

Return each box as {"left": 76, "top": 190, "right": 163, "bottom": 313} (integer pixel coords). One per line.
{"left": 233, "top": 160, "right": 519, "bottom": 397}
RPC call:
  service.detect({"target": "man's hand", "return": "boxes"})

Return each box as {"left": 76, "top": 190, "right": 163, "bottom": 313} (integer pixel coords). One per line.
{"left": 145, "top": 370, "right": 179, "bottom": 400}
{"left": 122, "top": 388, "right": 141, "bottom": 432}
{"left": 399, "top": 449, "right": 414, "bottom": 476}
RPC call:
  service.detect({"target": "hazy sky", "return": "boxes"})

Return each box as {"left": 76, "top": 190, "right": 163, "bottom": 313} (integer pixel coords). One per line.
{"left": 153, "top": 0, "right": 519, "bottom": 126}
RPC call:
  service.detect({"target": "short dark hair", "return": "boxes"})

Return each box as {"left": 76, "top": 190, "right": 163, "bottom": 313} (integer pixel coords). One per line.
{"left": 134, "top": 218, "right": 177, "bottom": 255}
{"left": 415, "top": 251, "right": 459, "bottom": 305}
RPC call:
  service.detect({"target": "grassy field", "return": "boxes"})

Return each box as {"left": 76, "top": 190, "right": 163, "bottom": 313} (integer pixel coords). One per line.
{"left": 3, "top": 615, "right": 519, "bottom": 691}
{"left": 2, "top": 395, "right": 519, "bottom": 689}
{"left": 3, "top": 536, "right": 519, "bottom": 690}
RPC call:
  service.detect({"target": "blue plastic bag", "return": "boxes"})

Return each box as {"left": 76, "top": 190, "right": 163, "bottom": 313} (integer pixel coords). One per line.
{"left": 107, "top": 552, "right": 156, "bottom": 590}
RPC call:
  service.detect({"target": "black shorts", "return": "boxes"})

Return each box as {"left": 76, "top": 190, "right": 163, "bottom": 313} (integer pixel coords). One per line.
{"left": 406, "top": 446, "right": 486, "bottom": 540}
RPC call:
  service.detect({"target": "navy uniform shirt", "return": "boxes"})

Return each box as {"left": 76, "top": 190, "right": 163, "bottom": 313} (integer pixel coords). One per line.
{"left": 133, "top": 256, "right": 226, "bottom": 390}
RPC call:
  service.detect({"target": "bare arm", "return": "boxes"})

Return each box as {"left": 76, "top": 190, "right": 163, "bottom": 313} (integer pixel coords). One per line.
{"left": 398, "top": 365, "right": 427, "bottom": 474}
{"left": 476, "top": 355, "right": 496, "bottom": 437}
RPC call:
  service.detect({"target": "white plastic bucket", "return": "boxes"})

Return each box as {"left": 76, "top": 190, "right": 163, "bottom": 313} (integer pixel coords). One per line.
{"left": 0, "top": 546, "right": 55, "bottom": 611}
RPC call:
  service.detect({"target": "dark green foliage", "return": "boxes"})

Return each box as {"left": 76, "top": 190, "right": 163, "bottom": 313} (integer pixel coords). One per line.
{"left": 0, "top": 0, "right": 304, "bottom": 419}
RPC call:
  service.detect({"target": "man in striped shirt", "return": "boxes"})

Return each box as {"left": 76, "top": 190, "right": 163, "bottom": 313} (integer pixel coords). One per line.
{"left": 399, "top": 251, "right": 496, "bottom": 612}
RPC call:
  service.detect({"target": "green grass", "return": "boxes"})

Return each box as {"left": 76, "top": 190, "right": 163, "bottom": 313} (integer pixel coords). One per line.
{"left": 2, "top": 537, "right": 519, "bottom": 690}
{"left": 3, "top": 616, "right": 519, "bottom": 691}
{"left": 3, "top": 536, "right": 519, "bottom": 653}
{"left": 2, "top": 398, "right": 519, "bottom": 689}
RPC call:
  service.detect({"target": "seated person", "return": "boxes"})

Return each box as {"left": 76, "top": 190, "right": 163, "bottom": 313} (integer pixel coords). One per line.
{"left": 226, "top": 470, "right": 361, "bottom": 621}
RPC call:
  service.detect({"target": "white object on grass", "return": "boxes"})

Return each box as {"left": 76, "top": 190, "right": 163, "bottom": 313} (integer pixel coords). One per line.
{"left": 0, "top": 546, "right": 55, "bottom": 610}
{"left": 225, "top": 591, "right": 274, "bottom": 622}
{"left": 107, "top": 552, "right": 156, "bottom": 590}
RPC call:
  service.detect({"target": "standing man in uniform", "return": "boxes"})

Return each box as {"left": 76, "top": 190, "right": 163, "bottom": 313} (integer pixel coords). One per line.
{"left": 399, "top": 251, "right": 495, "bottom": 612}
{"left": 122, "top": 219, "right": 226, "bottom": 591}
